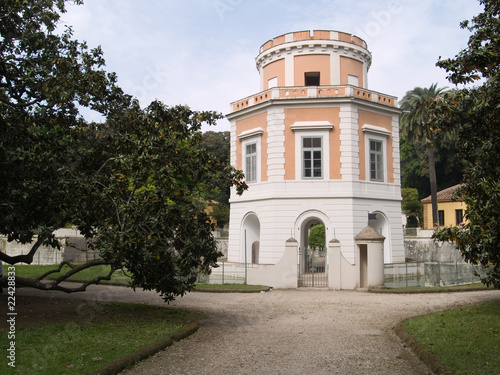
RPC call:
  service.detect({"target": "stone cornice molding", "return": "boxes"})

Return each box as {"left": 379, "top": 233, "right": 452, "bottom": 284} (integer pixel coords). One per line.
{"left": 256, "top": 40, "right": 372, "bottom": 71}
{"left": 290, "top": 121, "right": 334, "bottom": 131}
{"left": 362, "top": 124, "right": 392, "bottom": 137}
{"left": 237, "top": 127, "right": 264, "bottom": 140}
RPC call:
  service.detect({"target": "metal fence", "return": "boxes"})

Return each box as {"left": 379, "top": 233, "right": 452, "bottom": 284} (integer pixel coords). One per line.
{"left": 197, "top": 261, "right": 248, "bottom": 284}
{"left": 384, "top": 262, "right": 484, "bottom": 288}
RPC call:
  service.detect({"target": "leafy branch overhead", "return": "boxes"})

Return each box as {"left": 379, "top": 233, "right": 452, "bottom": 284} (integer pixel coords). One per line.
{"left": 0, "top": 0, "right": 247, "bottom": 301}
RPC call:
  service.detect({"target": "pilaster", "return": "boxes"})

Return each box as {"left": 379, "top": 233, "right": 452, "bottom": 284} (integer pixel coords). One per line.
{"left": 266, "top": 106, "right": 286, "bottom": 181}
{"left": 339, "top": 103, "right": 359, "bottom": 181}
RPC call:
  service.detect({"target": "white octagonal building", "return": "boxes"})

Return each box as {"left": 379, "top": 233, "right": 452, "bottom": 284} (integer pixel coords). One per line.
{"left": 227, "top": 30, "right": 404, "bottom": 276}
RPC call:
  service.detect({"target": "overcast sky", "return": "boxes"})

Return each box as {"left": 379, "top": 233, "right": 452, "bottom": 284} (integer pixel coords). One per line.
{"left": 61, "top": 0, "right": 484, "bottom": 131}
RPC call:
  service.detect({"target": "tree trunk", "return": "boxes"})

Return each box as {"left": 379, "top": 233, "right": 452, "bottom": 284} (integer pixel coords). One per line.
{"left": 428, "top": 145, "right": 439, "bottom": 229}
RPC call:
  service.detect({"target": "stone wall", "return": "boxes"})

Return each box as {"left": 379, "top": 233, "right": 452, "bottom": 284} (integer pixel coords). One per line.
{"left": 0, "top": 237, "right": 65, "bottom": 265}
{"left": 404, "top": 237, "right": 464, "bottom": 263}
{"left": 1, "top": 228, "right": 99, "bottom": 265}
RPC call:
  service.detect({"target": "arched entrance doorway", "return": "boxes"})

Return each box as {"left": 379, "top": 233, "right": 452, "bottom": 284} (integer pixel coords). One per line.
{"left": 241, "top": 213, "right": 260, "bottom": 264}
{"left": 296, "top": 212, "right": 329, "bottom": 287}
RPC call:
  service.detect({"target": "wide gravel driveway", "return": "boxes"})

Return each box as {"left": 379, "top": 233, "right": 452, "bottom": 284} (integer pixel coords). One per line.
{"left": 18, "top": 285, "right": 500, "bottom": 374}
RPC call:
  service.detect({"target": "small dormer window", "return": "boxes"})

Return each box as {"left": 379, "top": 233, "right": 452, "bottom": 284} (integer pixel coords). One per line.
{"left": 304, "top": 72, "right": 320, "bottom": 86}
{"left": 268, "top": 77, "right": 278, "bottom": 89}
{"left": 348, "top": 74, "right": 359, "bottom": 86}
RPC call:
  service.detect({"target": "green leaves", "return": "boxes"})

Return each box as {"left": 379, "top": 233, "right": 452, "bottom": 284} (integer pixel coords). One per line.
{"left": 432, "top": 1, "right": 500, "bottom": 288}
{"left": 66, "top": 101, "right": 247, "bottom": 301}
{"left": 308, "top": 223, "right": 325, "bottom": 249}
{"left": 0, "top": 1, "right": 247, "bottom": 301}
{"left": 437, "top": 0, "right": 500, "bottom": 84}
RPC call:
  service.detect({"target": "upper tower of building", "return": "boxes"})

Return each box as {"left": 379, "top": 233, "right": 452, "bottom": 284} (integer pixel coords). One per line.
{"left": 231, "top": 30, "right": 396, "bottom": 112}
{"left": 256, "top": 30, "right": 371, "bottom": 91}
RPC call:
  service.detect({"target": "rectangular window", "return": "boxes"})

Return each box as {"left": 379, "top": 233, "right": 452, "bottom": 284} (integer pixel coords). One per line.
{"left": 369, "top": 139, "right": 384, "bottom": 182}
{"left": 302, "top": 137, "right": 322, "bottom": 178}
{"left": 348, "top": 74, "right": 359, "bottom": 86}
{"left": 456, "top": 209, "right": 464, "bottom": 225}
{"left": 438, "top": 210, "right": 445, "bottom": 227}
{"left": 268, "top": 76, "right": 278, "bottom": 89}
{"left": 304, "top": 72, "right": 320, "bottom": 86}
{"left": 245, "top": 143, "right": 257, "bottom": 183}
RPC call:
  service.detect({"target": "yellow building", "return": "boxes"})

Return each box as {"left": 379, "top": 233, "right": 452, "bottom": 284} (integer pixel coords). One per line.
{"left": 422, "top": 184, "right": 466, "bottom": 229}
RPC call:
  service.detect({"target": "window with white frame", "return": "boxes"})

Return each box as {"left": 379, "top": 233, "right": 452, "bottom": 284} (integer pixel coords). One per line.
{"left": 245, "top": 143, "right": 257, "bottom": 183}
{"left": 302, "top": 137, "right": 322, "bottom": 178}
{"left": 237, "top": 127, "right": 263, "bottom": 184}
{"left": 369, "top": 139, "right": 384, "bottom": 182}
{"left": 362, "top": 124, "right": 390, "bottom": 183}
{"left": 291, "top": 121, "right": 333, "bottom": 181}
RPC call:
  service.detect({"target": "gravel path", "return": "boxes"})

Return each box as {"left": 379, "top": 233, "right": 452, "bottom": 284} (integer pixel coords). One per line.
{"left": 18, "top": 286, "right": 500, "bottom": 375}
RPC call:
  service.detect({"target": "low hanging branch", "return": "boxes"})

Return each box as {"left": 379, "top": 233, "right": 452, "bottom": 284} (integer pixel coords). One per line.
{"left": 0, "top": 236, "right": 46, "bottom": 265}
{"left": 14, "top": 259, "right": 122, "bottom": 293}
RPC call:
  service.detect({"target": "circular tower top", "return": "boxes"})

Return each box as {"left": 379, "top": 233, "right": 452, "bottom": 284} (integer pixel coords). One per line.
{"left": 255, "top": 30, "right": 372, "bottom": 91}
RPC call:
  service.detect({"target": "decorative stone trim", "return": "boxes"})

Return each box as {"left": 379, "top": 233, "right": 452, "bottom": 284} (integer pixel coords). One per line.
{"left": 237, "top": 127, "right": 264, "bottom": 140}
{"left": 362, "top": 124, "right": 392, "bottom": 137}
{"left": 290, "top": 121, "right": 334, "bottom": 131}
{"left": 256, "top": 41, "right": 372, "bottom": 71}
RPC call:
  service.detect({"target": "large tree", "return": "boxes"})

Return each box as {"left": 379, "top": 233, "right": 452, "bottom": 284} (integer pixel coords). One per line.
{"left": 0, "top": 0, "right": 246, "bottom": 301}
{"left": 432, "top": 0, "right": 500, "bottom": 288}
{"left": 400, "top": 84, "right": 448, "bottom": 228}
{"left": 1, "top": 0, "right": 129, "bottom": 253}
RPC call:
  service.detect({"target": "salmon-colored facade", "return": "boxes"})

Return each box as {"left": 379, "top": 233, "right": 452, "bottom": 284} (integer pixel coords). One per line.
{"left": 293, "top": 55, "right": 331, "bottom": 87}
{"left": 227, "top": 30, "right": 403, "bottom": 280}
{"left": 262, "top": 59, "right": 285, "bottom": 90}
{"left": 283, "top": 107, "right": 341, "bottom": 180}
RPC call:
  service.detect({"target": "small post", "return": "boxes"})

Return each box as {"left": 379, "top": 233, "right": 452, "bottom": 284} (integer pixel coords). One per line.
{"left": 438, "top": 263, "right": 441, "bottom": 287}
{"left": 222, "top": 261, "right": 225, "bottom": 285}
{"left": 406, "top": 262, "right": 408, "bottom": 288}
{"left": 244, "top": 230, "right": 247, "bottom": 284}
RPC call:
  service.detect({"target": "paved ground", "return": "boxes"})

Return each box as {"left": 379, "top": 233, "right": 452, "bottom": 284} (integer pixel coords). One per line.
{"left": 17, "top": 286, "right": 500, "bottom": 375}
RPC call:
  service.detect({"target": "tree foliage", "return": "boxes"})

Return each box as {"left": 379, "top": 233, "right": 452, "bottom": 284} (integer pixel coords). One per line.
{"left": 0, "top": 0, "right": 247, "bottom": 301}
{"left": 200, "top": 131, "right": 231, "bottom": 226}
{"left": 400, "top": 136, "right": 464, "bottom": 198}
{"left": 401, "top": 187, "right": 423, "bottom": 226}
{"left": 308, "top": 224, "right": 325, "bottom": 249}
{"left": 432, "top": 0, "right": 500, "bottom": 288}
{"left": 1, "top": 0, "right": 129, "bottom": 251}
{"left": 201, "top": 131, "right": 230, "bottom": 167}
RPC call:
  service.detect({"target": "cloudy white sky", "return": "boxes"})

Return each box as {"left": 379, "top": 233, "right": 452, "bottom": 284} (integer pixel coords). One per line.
{"left": 61, "top": 0, "right": 483, "bottom": 131}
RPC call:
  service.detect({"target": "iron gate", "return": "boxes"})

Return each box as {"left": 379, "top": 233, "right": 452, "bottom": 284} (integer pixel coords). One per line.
{"left": 298, "top": 247, "right": 328, "bottom": 287}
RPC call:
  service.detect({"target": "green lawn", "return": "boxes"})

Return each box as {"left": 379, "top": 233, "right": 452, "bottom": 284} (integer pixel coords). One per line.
{"left": 1, "top": 301, "right": 203, "bottom": 375}
{"left": 12, "top": 264, "right": 268, "bottom": 291}
{"left": 194, "top": 283, "right": 269, "bottom": 291}
{"left": 403, "top": 301, "right": 500, "bottom": 374}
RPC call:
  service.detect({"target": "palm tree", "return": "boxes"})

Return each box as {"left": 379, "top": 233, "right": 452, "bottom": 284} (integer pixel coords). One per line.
{"left": 400, "top": 84, "right": 448, "bottom": 229}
